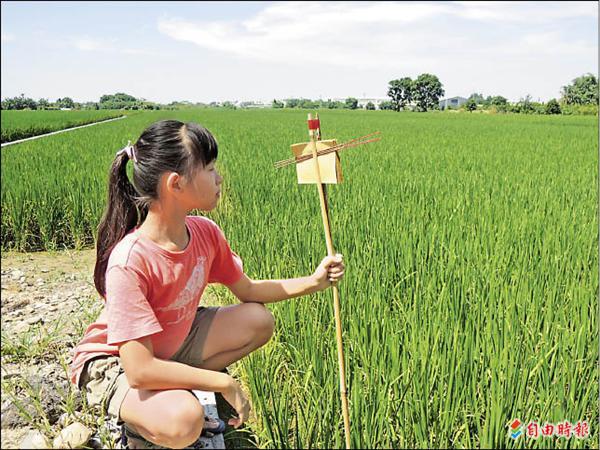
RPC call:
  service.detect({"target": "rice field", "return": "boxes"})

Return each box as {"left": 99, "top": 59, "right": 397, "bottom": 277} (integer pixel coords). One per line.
{"left": 1, "top": 110, "right": 126, "bottom": 143}
{"left": 1, "top": 109, "right": 597, "bottom": 448}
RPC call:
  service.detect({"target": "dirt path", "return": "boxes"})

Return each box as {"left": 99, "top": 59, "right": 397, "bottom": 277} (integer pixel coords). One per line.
{"left": 1, "top": 249, "right": 252, "bottom": 449}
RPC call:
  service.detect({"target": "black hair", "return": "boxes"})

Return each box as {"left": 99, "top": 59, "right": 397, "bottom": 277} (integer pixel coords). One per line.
{"left": 93, "top": 120, "right": 218, "bottom": 297}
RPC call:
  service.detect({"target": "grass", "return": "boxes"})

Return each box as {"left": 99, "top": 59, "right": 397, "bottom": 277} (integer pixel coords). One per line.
{"left": 1, "top": 292, "right": 118, "bottom": 448}
{"left": 1, "top": 109, "right": 597, "bottom": 448}
{"left": 1, "top": 110, "right": 127, "bottom": 143}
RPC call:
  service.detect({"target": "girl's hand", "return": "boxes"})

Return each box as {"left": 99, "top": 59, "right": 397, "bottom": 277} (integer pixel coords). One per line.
{"left": 312, "top": 254, "right": 345, "bottom": 291}
{"left": 221, "top": 378, "right": 251, "bottom": 428}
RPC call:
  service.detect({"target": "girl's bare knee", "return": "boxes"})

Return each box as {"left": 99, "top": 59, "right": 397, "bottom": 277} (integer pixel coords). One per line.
{"left": 153, "top": 400, "right": 204, "bottom": 447}
{"left": 245, "top": 302, "right": 275, "bottom": 345}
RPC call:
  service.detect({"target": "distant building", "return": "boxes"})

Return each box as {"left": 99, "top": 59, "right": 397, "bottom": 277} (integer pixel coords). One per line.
{"left": 439, "top": 97, "right": 467, "bottom": 110}
{"left": 356, "top": 98, "right": 387, "bottom": 108}
{"left": 238, "top": 100, "right": 271, "bottom": 108}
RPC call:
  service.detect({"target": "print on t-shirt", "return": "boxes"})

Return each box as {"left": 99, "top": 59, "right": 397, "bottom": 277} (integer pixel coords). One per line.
{"left": 157, "top": 256, "right": 207, "bottom": 325}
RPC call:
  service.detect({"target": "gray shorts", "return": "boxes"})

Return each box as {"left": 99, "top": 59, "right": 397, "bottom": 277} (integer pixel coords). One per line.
{"left": 78, "top": 306, "right": 219, "bottom": 425}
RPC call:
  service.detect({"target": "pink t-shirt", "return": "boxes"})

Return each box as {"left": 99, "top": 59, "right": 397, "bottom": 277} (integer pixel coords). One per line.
{"left": 69, "top": 215, "right": 243, "bottom": 386}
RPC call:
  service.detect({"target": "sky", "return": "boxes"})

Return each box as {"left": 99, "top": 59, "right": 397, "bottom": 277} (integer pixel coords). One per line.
{"left": 1, "top": 1, "right": 598, "bottom": 104}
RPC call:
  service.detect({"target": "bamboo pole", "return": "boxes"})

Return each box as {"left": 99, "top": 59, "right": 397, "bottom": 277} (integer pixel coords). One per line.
{"left": 307, "top": 113, "right": 351, "bottom": 449}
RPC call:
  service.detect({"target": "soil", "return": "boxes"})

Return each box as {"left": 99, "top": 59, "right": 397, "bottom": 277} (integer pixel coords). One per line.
{"left": 1, "top": 250, "right": 97, "bottom": 448}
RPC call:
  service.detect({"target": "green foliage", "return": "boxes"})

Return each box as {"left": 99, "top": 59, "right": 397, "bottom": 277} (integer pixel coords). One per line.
{"left": 508, "top": 95, "right": 546, "bottom": 115}
{"left": 2, "top": 110, "right": 598, "bottom": 448}
{"left": 545, "top": 99, "right": 561, "bottom": 115}
{"left": 365, "top": 101, "right": 375, "bottom": 110}
{"left": 283, "top": 98, "right": 322, "bottom": 109}
{"left": 378, "top": 100, "right": 393, "bottom": 110}
{"left": 99, "top": 92, "right": 159, "bottom": 110}
{"left": 345, "top": 97, "right": 358, "bottom": 110}
{"left": 490, "top": 95, "right": 508, "bottom": 108}
{"left": 37, "top": 98, "right": 51, "bottom": 110}
{"left": 324, "top": 99, "right": 345, "bottom": 109}
{"left": 387, "top": 77, "right": 414, "bottom": 111}
{"left": 412, "top": 73, "right": 444, "bottom": 112}
{"left": 465, "top": 99, "right": 477, "bottom": 112}
{"left": 272, "top": 99, "right": 284, "bottom": 109}
{"left": 1, "top": 93, "right": 38, "bottom": 110}
{"left": 1, "top": 110, "right": 124, "bottom": 143}
{"left": 56, "top": 97, "right": 75, "bottom": 109}
{"left": 561, "top": 73, "right": 598, "bottom": 105}
{"left": 221, "top": 101, "right": 237, "bottom": 110}
{"left": 468, "top": 93, "right": 485, "bottom": 104}
{"left": 99, "top": 92, "right": 136, "bottom": 104}
{"left": 560, "top": 103, "right": 599, "bottom": 116}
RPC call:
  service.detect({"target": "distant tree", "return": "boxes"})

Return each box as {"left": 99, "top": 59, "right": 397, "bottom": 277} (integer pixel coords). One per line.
{"left": 99, "top": 92, "right": 140, "bottom": 109}
{"left": 412, "top": 74, "right": 444, "bottom": 112}
{"left": 1, "top": 94, "right": 37, "bottom": 110}
{"left": 516, "top": 94, "right": 534, "bottom": 114}
{"left": 365, "top": 101, "right": 375, "bottom": 110}
{"left": 81, "top": 101, "right": 100, "bottom": 110}
{"left": 272, "top": 99, "right": 284, "bottom": 108}
{"left": 345, "top": 97, "right": 358, "bottom": 109}
{"left": 323, "top": 99, "right": 344, "bottom": 109}
{"left": 490, "top": 95, "right": 508, "bottom": 106}
{"left": 378, "top": 100, "right": 394, "bottom": 110}
{"left": 221, "top": 101, "right": 237, "bottom": 109}
{"left": 490, "top": 95, "right": 508, "bottom": 112}
{"left": 545, "top": 98, "right": 561, "bottom": 115}
{"left": 100, "top": 93, "right": 137, "bottom": 103}
{"left": 285, "top": 98, "right": 300, "bottom": 108}
{"left": 56, "top": 97, "right": 75, "bottom": 109}
{"left": 561, "top": 73, "right": 598, "bottom": 105}
{"left": 465, "top": 98, "right": 477, "bottom": 112}
{"left": 37, "top": 98, "right": 50, "bottom": 110}
{"left": 468, "top": 93, "right": 485, "bottom": 104}
{"left": 299, "top": 98, "right": 320, "bottom": 109}
{"left": 387, "top": 77, "right": 414, "bottom": 111}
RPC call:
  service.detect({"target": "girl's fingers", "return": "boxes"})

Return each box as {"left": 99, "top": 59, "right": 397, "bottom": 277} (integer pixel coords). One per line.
{"left": 328, "top": 271, "right": 345, "bottom": 280}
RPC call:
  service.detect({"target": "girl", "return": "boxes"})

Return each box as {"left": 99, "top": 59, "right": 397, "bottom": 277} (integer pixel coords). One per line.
{"left": 69, "top": 120, "right": 345, "bottom": 449}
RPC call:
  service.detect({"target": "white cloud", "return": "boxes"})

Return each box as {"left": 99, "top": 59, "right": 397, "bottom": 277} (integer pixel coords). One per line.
{"left": 157, "top": 1, "right": 597, "bottom": 72}
{"left": 1, "top": 32, "right": 16, "bottom": 43}
{"left": 157, "top": 2, "right": 461, "bottom": 70}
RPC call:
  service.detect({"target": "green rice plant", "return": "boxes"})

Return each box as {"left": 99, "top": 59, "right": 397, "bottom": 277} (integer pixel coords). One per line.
{"left": 1, "top": 110, "right": 126, "bottom": 143}
{"left": 1, "top": 109, "right": 597, "bottom": 448}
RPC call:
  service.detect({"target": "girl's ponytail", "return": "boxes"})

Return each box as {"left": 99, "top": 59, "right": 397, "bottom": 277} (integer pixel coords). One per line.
{"left": 92, "top": 120, "right": 219, "bottom": 298}
{"left": 93, "top": 150, "right": 146, "bottom": 298}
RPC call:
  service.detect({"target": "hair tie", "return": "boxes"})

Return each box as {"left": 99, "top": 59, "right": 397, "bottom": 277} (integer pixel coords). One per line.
{"left": 116, "top": 140, "right": 138, "bottom": 163}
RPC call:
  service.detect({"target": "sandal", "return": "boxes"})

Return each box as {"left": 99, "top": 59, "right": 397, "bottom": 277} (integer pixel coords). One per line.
{"left": 201, "top": 416, "right": 226, "bottom": 436}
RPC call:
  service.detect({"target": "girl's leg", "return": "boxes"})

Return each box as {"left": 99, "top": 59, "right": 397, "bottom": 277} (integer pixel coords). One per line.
{"left": 200, "top": 302, "right": 275, "bottom": 371}
{"left": 120, "top": 388, "right": 204, "bottom": 449}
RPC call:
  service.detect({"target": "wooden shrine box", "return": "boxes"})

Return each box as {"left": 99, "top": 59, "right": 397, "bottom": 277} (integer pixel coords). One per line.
{"left": 290, "top": 139, "right": 343, "bottom": 184}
